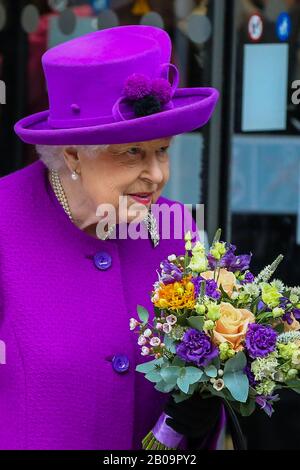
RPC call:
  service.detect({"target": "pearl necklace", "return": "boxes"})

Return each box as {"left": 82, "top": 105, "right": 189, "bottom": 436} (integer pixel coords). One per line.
{"left": 49, "top": 170, "right": 74, "bottom": 222}
{"left": 49, "top": 169, "right": 159, "bottom": 246}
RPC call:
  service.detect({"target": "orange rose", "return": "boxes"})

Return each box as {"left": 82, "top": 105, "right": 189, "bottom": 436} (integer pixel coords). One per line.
{"left": 212, "top": 302, "right": 255, "bottom": 351}
{"left": 201, "top": 268, "right": 239, "bottom": 297}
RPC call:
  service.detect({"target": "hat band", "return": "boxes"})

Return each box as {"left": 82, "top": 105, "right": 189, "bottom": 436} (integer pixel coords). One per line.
{"left": 48, "top": 112, "right": 120, "bottom": 129}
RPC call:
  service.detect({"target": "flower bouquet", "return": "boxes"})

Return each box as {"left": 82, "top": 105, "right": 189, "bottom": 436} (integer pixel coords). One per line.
{"left": 130, "top": 229, "right": 300, "bottom": 450}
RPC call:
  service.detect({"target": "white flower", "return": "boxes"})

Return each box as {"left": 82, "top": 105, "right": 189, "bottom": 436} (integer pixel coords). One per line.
{"left": 192, "top": 241, "right": 206, "bottom": 254}
{"left": 162, "top": 323, "right": 172, "bottom": 334}
{"left": 141, "top": 346, "right": 150, "bottom": 356}
{"left": 292, "top": 350, "right": 300, "bottom": 366}
{"left": 129, "top": 318, "right": 138, "bottom": 330}
{"left": 150, "top": 337, "right": 161, "bottom": 347}
{"left": 143, "top": 328, "right": 152, "bottom": 338}
{"left": 213, "top": 379, "right": 225, "bottom": 392}
{"left": 242, "top": 283, "right": 260, "bottom": 297}
{"left": 184, "top": 231, "right": 192, "bottom": 241}
{"left": 168, "top": 254, "right": 177, "bottom": 262}
{"left": 271, "top": 279, "right": 285, "bottom": 293}
{"left": 166, "top": 315, "right": 177, "bottom": 325}
{"left": 230, "top": 292, "right": 239, "bottom": 300}
{"left": 156, "top": 322, "right": 163, "bottom": 330}
{"left": 138, "top": 335, "right": 147, "bottom": 346}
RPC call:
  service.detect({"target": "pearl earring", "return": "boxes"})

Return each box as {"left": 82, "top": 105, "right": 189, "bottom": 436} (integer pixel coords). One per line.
{"left": 71, "top": 170, "right": 79, "bottom": 181}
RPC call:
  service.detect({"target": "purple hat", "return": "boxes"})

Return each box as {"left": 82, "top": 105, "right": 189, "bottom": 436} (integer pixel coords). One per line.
{"left": 14, "top": 25, "right": 219, "bottom": 145}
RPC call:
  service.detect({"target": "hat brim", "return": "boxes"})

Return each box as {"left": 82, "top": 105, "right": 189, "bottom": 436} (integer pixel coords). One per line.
{"left": 14, "top": 87, "right": 219, "bottom": 145}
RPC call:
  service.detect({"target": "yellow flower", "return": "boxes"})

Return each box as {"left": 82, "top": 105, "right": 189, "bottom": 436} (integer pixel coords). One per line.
{"left": 152, "top": 276, "right": 195, "bottom": 310}
{"left": 212, "top": 302, "right": 255, "bottom": 351}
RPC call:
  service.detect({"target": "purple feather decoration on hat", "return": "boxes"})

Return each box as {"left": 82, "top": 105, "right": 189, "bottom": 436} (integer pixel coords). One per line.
{"left": 151, "top": 78, "right": 172, "bottom": 104}
{"left": 123, "top": 73, "right": 152, "bottom": 101}
{"left": 123, "top": 73, "right": 173, "bottom": 118}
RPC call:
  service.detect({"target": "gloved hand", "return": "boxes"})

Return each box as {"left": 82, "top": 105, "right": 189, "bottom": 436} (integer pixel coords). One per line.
{"left": 164, "top": 393, "right": 222, "bottom": 441}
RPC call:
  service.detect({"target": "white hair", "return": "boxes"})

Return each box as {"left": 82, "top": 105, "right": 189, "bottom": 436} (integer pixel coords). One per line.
{"left": 36, "top": 136, "right": 176, "bottom": 170}
{"left": 35, "top": 145, "right": 109, "bottom": 170}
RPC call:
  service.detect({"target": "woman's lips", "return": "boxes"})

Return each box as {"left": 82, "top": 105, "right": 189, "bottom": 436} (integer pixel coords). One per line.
{"left": 127, "top": 193, "right": 153, "bottom": 205}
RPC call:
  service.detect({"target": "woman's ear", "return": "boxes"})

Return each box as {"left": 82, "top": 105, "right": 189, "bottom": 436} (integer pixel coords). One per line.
{"left": 63, "top": 146, "right": 80, "bottom": 174}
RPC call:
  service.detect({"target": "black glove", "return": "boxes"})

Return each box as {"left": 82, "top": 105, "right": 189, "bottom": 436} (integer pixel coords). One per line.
{"left": 164, "top": 393, "right": 222, "bottom": 442}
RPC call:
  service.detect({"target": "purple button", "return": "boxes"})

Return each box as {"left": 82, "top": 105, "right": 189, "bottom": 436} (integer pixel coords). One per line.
{"left": 112, "top": 354, "right": 130, "bottom": 374}
{"left": 93, "top": 251, "right": 112, "bottom": 270}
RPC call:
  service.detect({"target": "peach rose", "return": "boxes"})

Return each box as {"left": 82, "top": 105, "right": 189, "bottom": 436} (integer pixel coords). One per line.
{"left": 201, "top": 268, "right": 239, "bottom": 297}
{"left": 284, "top": 314, "right": 300, "bottom": 332}
{"left": 212, "top": 302, "right": 255, "bottom": 351}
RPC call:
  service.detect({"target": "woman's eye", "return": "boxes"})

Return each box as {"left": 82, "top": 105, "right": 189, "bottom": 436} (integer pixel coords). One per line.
{"left": 127, "top": 147, "right": 140, "bottom": 155}
{"left": 158, "top": 146, "right": 169, "bottom": 154}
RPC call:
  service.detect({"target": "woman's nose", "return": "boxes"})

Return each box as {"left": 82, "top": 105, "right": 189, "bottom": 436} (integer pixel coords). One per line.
{"left": 141, "top": 155, "right": 165, "bottom": 184}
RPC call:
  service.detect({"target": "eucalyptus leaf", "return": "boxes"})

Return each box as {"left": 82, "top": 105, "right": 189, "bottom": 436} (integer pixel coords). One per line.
{"left": 199, "top": 373, "right": 210, "bottom": 383}
{"left": 160, "top": 366, "right": 181, "bottom": 385}
{"left": 239, "top": 399, "right": 256, "bottom": 416}
{"left": 137, "top": 305, "right": 149, "bottom": 324}
{"left": 163, "top": 334, "right": 176, "bottom": 353}
{"left": 154, "top": 381, "right": 173, "bottom": 393}
{"left": 135, "top": 358, "right": 163, "bottom": 374}
{"left": 177, "top": 376, "right": 190, "bottom": 394}
{"left": 224, "top": 351, "right": 247, "bottom": 374}
{"left": 223, "top": 370, "right": 249, "bottom": 403}
{"left": 172, "top": 392, "right": 191, "bottom": 403}
{"left": 188, "top": 382, "right": 199, "bottom": 395}
{"left": 187, "top": 316, "right": 204, "bottom": 331}
{"left": 172, "top": 356, "right": 186, "bottom": 367}
{"left": 145, "top": 370, "right": 162, "bottom": 383}
{"left": 204, "top": 365, "right": 218, "bottom": 378}
{"left": 286, "top": 380, "right": 300, "bottom": 394}
{"left": 185, "top": 366, "right": 203, "bottom": 384}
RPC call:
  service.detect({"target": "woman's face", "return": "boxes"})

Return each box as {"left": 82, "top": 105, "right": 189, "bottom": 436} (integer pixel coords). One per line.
{"left": 73, "top": 137, "right": 173, "bottom": 223}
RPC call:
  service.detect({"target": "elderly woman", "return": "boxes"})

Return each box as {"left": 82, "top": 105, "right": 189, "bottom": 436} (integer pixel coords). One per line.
{"left": 0, "top": 25, "right": 223, "bottom": 450}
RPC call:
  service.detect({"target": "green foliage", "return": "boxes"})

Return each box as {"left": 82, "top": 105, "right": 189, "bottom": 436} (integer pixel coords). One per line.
{"left": 135, "top": 357, "right": 164, "bottom": 374}
{"left": 223, "top": 352, "right": 249, "bottom": 403}
{"left": 187, "top": 316, "right": 204, "bottom": 331}
{"left": 137, "top": 305, "right": 149, "bottom": 324}
{"left": 163, "top": 334, "right": 176, "bottom": 353}
{"left": 204, "top": 364, "right": 218, "bottom": 378}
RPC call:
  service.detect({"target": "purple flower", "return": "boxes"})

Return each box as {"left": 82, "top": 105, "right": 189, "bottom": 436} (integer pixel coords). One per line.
{"left": 245, "top": 323, "right": 277, "bottom": 359}
{"left": 176, "top": 329, "right": 218, "bottom": 367}
{"left": 160, "top": 260, "right": 183, "bottom": 285}
{"left": 282, "top": 312, "right": 293, "bottom": 325}
{"left": 283, "top": 308, "right": 300, "bottom": 325}
{"left": 292, "top": 308, "right": 300, "bottom": 321}
{"left": 244, "top": 363, "right": 258, "bottom": 387}
{"left": 279, "top": 297, "right": 289, "bottom": 308}
{"left": 191, "top": 276, "right": 221, "bottom": 300}
{"left": 240, "top": 271, "right": 255, "bottom": 285}
{"left": 280, "top": 297, "right": 300, "bottom": 325}
{"left": 255, "top": 394, "right": 280, "bottom": 417}
{"left": 257, "top": 300, "right": 267, "bottom": 312}
{"left": 208, "top": 243, "right": 252, "bottom": 273}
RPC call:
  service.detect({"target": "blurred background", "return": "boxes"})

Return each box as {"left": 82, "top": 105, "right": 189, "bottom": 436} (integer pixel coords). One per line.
{"left": 0, "top": 0, "right": 300, "bottom": 450}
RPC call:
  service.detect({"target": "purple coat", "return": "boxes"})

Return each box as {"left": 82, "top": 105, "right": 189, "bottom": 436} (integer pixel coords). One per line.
{"left": 0, "top": 160, "right": 224, "bottom": 450}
